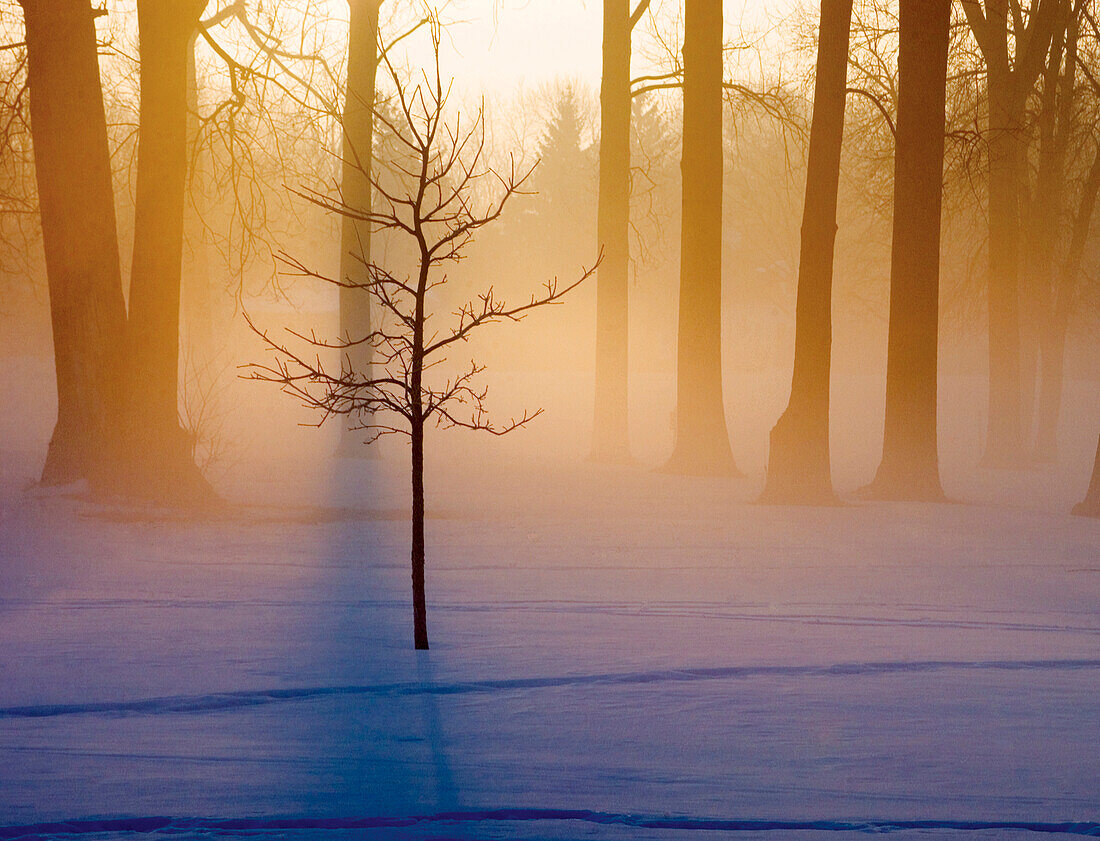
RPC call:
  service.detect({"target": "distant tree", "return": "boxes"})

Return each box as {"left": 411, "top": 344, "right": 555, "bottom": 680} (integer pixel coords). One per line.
{"left": 665, "top": 0, "right": 737, "bottom": 475}
{"left": 962, "top": 0, "right": 1059, "bottom": 467}
{"left": 1028, "top": 0, "right": 1099, "bottom": 463}
{"left": 593, "top": 0, "right": 652, "bottom": 463}
{"left": 762, "top": 0, "right": 853, "bottom": 504}
{"left": 864, "top": 0, "right": 952, "bottom": 500}
{"left": 17, "top": 0, "right": 129, "bottom": 490}
{"left": 532, "top": 84, "right": 596, "bottom": 273}
{"left": 246, "top": 26, "right": 596, "bottom": 649}
{"left": 337, "top": 0, "right": 383, "bottom": 456}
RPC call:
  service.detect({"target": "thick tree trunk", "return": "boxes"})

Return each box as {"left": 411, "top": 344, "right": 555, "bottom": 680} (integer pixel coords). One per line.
{"left": 762, "top": 0, "right": 852, "bottom": 504}
{"left": 337, "top": 0, "right": 382, "bottom": 456}
{"left": 864, "top": 0, "right": 950, "bottom": 501}
{"left": 20, "top": 0, "right": 128, "bottom": 490}
{"left": 665, "top": 0, "right": 738, "bottom": 476}
{"left": 127, "top": 0, "right": 211, "bottom": 503}
{"left": 592, "top": 0, "right": 632, "bottom": 463}
{"left": 1073, "top": 436, "right": 1100, "bottom": 518}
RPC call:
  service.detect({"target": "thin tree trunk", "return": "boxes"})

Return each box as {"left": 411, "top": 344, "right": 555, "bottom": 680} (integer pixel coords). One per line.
{"left": 182, "top": 30, "right": 215, "bottom": 364}
{"left": 665, "top": 0, "right": 738, "bottom": 476}
{"left": 410, "top": 412, "right": 428, "bottom": 649}
{"left": 338, "top": 0, "right": 382, "bottom": 456}
{"left": 864, "top": 0, "right": 950, "bottom": 501}
{"left": 592, "top": 0, "right": 632, "bottom": 462}
{"left": 20, "top": 0, "right": 128, "bottom": 490}
{"left": 411, "top": 251, "right": 429, "bottom": 651}
{"left": 1033, "top": 1, "right": 1079, "bottom": 463}
{"left": 983, "top": 72, "right": 1026, "bottom": 467}
{"left": 127, "top": 0, "right": 211, "bottom": 503}
{"left": 762, "top": 0, "right": 852, "bottom": 504}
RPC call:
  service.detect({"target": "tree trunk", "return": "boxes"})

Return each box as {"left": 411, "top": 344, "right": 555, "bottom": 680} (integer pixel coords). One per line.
{"left": 20, "top": 0, "right": 128, "bottom": 490}
{"left": 1036, "top": 135, "right": 1100, "bottom": 462}
{"left": 410, "top": 412, "right": 428, "bottom": 649}
{"left": 1073, "top": 436, "right": 1100, "bottom": 518}
{"left": 127, "top": 0, "right": 211, "bottom": 503}
{"left": 1032, "top": 2, "right": 1077, "bottom": 463}
{"left": 982, "top": 71, "right": 1027, "bottom": 467}
{"left": 592, "top": 0, "right": 632, "bottom": 463}
{"left": 337, "top": 0, "right": 382, "bottom": 456}
{"left": 411, "top": 254, "right": 429, "bottom": 651}
{"left": 762, "top": 0, "right": 852, "bottom": 504}
{"left": 182, "top": 30, "right": 215, "bottom": 365}
{"left": 665, "top": 0, "right": 738, "bottom": 476}
{"left": 864, "top": 0, "right": 950, "bottom": 501}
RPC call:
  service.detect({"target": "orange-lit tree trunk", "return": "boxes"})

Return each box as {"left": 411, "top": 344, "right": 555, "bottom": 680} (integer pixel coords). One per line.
{"left": 864, "top": 0, "right": 950, "bottom": 501}
{"left": 762, "top": 0, "right": 852, "bottom": 504}
{"left": 337, "top": 0, "right": 382, "bottom": 455}
{"left": 20, "top": 0, "right": 128, "bottom": 490}
{"left": 665, "top": 0, "right": 738, "bottom": 475}
{"left": 592, "top": 0, "right": 632, "bottom": 462}
{"left": 127, "top": 0, "right": 211, "bottom": 502}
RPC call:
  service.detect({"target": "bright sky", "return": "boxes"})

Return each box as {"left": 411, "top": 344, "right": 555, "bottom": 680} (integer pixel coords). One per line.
{"left": 428, "top": 0, "right": 798, "bottom": 93}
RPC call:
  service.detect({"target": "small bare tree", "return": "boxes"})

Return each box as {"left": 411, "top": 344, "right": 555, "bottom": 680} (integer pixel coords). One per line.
{"left": 245, "top": 21, "right": 596, "bottom": 650}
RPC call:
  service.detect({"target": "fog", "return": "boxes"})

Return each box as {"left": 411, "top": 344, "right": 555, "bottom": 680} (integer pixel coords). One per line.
{"left": 1, "top": 0, "right": 1099, "bottom": 835}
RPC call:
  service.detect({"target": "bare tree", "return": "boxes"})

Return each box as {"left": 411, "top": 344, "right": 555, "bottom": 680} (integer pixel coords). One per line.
{"left": 337, "top": 0, "right": 383, "bottom": 456}
{"left": 864, "top": 0, "right": 952, "bottom": 500}
{"left": 126, "top": 0, "right": 213, "bottom": 503}
{"left": 246, "top": 24, "right": 596, "bottom": 650}
{"left": 18, "top": 0, "right": 129, "bottom": 491}
{"left": 664, "top": 0, "right": 737, "bottom": 475}
{"left": 762, "top": 0, "right": 853, "bottom": 504}
{"left": 962, "top": 0, "right": 1059, "bottom": 467}
{"left": 592, "top": 0, "right": 651, "bottom": 463}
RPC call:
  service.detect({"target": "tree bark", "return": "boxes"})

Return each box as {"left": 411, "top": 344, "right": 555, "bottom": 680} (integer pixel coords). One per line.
{"left": 665, "top": 0, "right": 738, "bottom": 476}
{"left": 592, "top": 0, "right": 632, "bottom": 462}
{"left": 1073, "top": 435, "right": 1100, "bottom": 518}
{"left": 762, "top": 0, "right": 852, "bottom": 504}
{"left": 864, "top": 0, "right": 950, "bottom": 501}
{"left": 410, "top": 253, "right": 429, "bottom": 650}
{"left": 410, "top": 411, "right": 428, "bottom": 649}
{"left": 127, "top": 0, "right": 211, "bottom": 503}
{"left": 983, "top": 70, "right": 1027, "bottom": 466}
{"left": 20, "top": 0, "right": 128, "bottom": 490}
{"left": 337, "top": 0, "right": 382, "bottom": 456}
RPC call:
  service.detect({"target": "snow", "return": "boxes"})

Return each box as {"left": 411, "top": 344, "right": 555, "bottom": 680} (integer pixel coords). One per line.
{"left": 1, "top": 350, "right": 1099, "bottom": 839}
{"left": 1, "top": 428, "right": 1099, "bottom": 841}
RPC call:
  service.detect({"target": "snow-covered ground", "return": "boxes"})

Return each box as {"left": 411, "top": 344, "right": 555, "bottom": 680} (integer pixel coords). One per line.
{"left": 1, "top": 425, "right": 1099, "bottom": 840}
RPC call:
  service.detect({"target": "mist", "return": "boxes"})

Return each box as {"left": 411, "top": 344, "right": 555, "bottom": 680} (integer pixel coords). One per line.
{"left": 1, "top": 0, "right": 1098, "bottom": 836}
